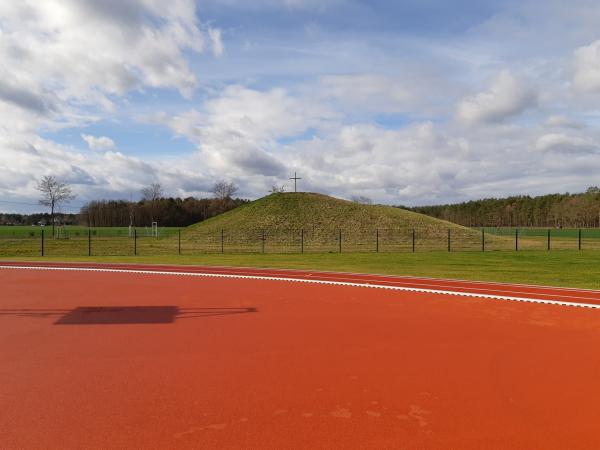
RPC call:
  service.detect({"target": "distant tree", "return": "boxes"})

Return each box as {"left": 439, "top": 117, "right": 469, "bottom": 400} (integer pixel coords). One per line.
{"left": 351, "top": 195, "right": 372, "bottom": 205}
{"left": 212, "top": 181, "right": 238, "bottom": 201}
{"left": 269, "top": 184, "right": 285, "bottom": 194}
{"left": 36, "top": 175, "right": 75, "bottom": 237}
{"left": 141, "top": 182, "right": 164, "bottom": 202}
{"left": 141, "top": 182, "right": 164, "bottom": 224}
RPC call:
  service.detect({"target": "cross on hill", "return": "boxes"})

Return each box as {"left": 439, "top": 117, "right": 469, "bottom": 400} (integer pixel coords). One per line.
{"left": 289, "top": 172, "right": 301, "bottom": 192}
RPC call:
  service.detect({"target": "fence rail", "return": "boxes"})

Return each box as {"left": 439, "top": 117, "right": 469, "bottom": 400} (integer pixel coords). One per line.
{"left": 1, "top": 227, "right": 600, "bottom": 257}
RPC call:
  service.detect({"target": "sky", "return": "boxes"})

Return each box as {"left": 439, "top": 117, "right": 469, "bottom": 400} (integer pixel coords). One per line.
{"left": 2, "top": 0, "right": 600, "bottom": 213}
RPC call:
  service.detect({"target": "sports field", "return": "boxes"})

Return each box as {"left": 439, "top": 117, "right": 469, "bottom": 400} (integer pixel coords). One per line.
{"left": 2, "top": 262, "right": 600, "bottom": 449}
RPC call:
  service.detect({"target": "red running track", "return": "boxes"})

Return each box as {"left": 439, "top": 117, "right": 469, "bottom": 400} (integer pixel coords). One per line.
{"left": 2, "top": 260, "right": 600, "bottom": 307}
{"left": 2, "top": 262, "right": 600, "bottom": 449}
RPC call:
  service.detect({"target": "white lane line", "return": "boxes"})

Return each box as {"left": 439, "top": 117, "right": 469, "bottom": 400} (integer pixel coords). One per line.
{"left": 150, "top": 268, "right": 600, "bottom": 302}
{"left": 1, "top": 265, "right": 599, "bottom": 310}
{"left": 265, "top": 275, "right": 600, "bottom": 302}
{"left": 82, "top": 262, "right": 600, "bottom": 293}
{"left": 90, "top": 266, "right": 600, "bottom": 302}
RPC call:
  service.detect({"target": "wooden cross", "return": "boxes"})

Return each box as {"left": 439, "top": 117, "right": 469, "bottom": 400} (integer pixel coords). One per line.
{"left": 289, "top": 172, "right": 302, "bottom": 192}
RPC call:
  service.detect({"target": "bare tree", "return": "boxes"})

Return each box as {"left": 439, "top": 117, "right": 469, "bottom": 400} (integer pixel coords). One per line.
{"left": 141, "top": 182, "right": 164, "bottom": 224}
{"left": 36, "top": 175, "right": 75, "bottom": 237}
{"left": 141, "top": 182, "right": 164, "bottom": 202}
{"left": 269, "top": 184, "right": 285, "bottom": 194}
{"left": 351, "top": 195, "right": 373, "bottom": 205}
{"left": 211, "top": 180, "right": 238, "bottom": 201}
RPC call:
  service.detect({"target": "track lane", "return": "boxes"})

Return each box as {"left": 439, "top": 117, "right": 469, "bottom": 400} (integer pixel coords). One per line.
{"left": 1, "top": 261, "right": 600, "bottom": 306}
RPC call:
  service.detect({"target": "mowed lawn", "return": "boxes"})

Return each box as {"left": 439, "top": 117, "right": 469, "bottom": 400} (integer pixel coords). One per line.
{"left": 2, "top": 250, "right": 600, "bottom": 290}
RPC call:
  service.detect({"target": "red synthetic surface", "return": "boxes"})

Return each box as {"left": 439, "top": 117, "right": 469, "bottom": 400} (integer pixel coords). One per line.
{"left": 2, "top": 263, "right": 600, "bottom": 449}
{"left": 3, "top": 260, "right": 600, "bottom": 305}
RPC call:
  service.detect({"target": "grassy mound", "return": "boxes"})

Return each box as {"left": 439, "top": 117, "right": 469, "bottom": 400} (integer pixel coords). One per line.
{"left": 187, "top": 192, "right": 463, "bottom": 233}
{"left": 181, "top": 193, "right": 493, "bottom": 252}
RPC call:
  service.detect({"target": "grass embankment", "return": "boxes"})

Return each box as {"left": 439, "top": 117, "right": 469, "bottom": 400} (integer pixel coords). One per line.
{"left": 193, "top": 192, "right": 462, "bottom": 231}
{"left": 3, "top": 251, "right": 600, "bottom": 290}
{"left": 182, "top": 192, "right": 504, "bottom": 252}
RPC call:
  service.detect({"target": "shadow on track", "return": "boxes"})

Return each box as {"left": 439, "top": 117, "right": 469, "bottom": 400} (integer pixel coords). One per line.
{"left": 0, "top": 306, "right": 258, "bottom": 325}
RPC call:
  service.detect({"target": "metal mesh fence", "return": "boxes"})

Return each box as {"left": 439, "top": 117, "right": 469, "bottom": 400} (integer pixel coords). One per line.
{"left": 1, "top": 227, "right": 600, "bottom": 257}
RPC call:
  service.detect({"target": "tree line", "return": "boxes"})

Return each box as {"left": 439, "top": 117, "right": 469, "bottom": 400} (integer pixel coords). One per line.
{"left": 0, "top": 177, "right": 247, "bottom": 228}
{"left": 81, "top": 181, "right": 246, "bottom": 227}
{"left": 0, "top": 197, "right": 247, "bottom": 228}
{"left": 81, "top": 196, "right": 248, "bottom": 227}
{"left": 408, "top": 187, "right": 600, "bottom": 228}
{"left": 0, "top": 212, "right": 78, "bottom": 226}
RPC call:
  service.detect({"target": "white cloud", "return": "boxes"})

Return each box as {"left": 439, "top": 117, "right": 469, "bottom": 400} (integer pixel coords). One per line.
{"left": 535, "top": 133, "right": 597, "bottom": 153}
{"left": 0, "top": 0, "right": 224, "bottom": 209}
{"left": 157, "top": 86, "right": 480, "bottom": 204}
{"left": 278, "top": 121, "right": 476, "bottom": 204}
{"left": 544, "top": 115, "right": 585, "bottom": 129}
{"left": 141, "top": 74, "right": 600, "bottom": 205}
{"left": 456, "top": 70, "right": 537, "bottom": 125}
{"left": 208, "top": 27, "right": 224, "bottom": 57}
{"left": 81, "top": 134, "right": 115, "bottom": 151}
{"left": 163, "top": 85, "right": 336, "bottom": 177}
{"left": 319, "top": 74, "right": 413, "bottom": 113}
{"left": 202, "top": 0, "right": 346, "bottom": 12}
{"left": 0, "top": 134, "right": 209, "bottom": 205}
{"left": 574, "top": 40, "right": 600, "bottom": 92}
{"left": 0, "top": 0, "right": 211, "bottom": 122}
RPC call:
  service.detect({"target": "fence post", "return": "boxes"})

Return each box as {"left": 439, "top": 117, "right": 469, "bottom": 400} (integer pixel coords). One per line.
{"left": 447, "top": 229, "right": 451, "bottom": 252}
{"left": 412, "top": 229, "right": 415, "bottom": 253}
{"left": 547, "top": 229, "right": 550, "bottom": 251}
{"left": 482, "top": 228, "right": 485, "bottom": 252}
{"left": 88, "top": 229, "right": 91, "bottom": 256}
{"left": 41, "top": 229, "right": 44, "bottom": 256}
{"left": 134, "top": 228, "right": 137, "bottom": 255}
{"left": 579, "top": 228, "right": 582, "bottom": 251}
{"left": 178, "top": 229, "right": 181, "bottom": 255}
{"left": 515, "top": 228, "right": 518, "bottom": 251}
{"left": 376, "top": 229, "right": 379, "bottom": 253}
{"left": 221, "top": 229, "right": 224, "bottom": 254}
{"left": 339, "top": 229, "right": 342, "bottom": 253}
{"left": 301, "top": 229, "right": 304, "bottom": 253}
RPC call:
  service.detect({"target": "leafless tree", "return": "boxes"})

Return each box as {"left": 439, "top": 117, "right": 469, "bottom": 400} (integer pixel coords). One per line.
{"left": 141, "top": 182, "right": 164, "bottom": 202}
{"left": 351, "top": 195, "right": 372, "bottom": 205}
{"left": 36, "top": 175, "right": 75, "bottom": 237}
{"left": 269, "top": 184, "right": 285, "bottom": 194}
{"left": 141, "top": 182, "right": 164, "bottom": 224}
{"left": 211, "top": 180, "right": 238, "bottom": 201}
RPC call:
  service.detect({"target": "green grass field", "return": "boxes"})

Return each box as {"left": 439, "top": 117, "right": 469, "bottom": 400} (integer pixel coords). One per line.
{"left": 482, "top": 227, "right": 600, "bottom": 251}
{"left": 2, "top": 224, "right": 600, "bottom": 256}
{"left": 0, "top": 225, "right": 179, "bottom": 238}
{"left": 3, "top": 251, "right": 600, "bottom": 290}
